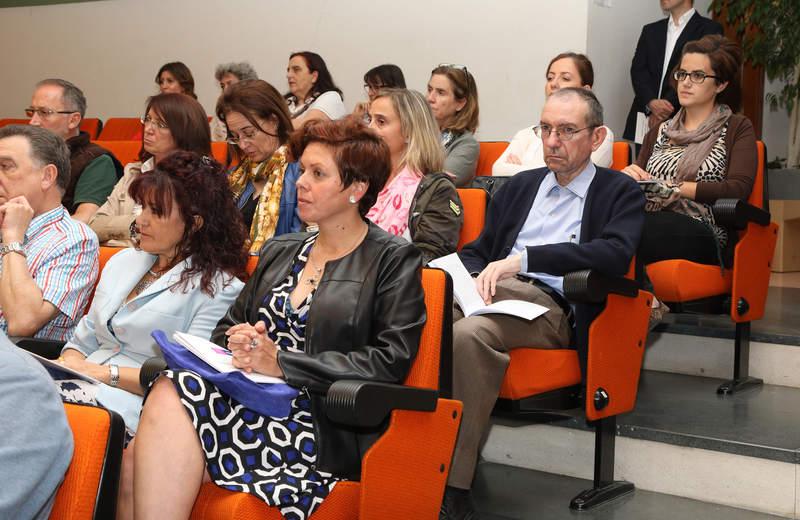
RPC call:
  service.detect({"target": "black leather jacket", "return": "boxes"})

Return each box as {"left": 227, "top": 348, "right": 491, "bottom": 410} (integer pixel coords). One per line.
{"left": 211, "top": 223, "right": 426, "bottom": 480}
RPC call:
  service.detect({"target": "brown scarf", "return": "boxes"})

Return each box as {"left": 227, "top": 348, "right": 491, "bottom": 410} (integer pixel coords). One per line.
{"left": 664, "top": 104, "right": 732, "bottom": 183}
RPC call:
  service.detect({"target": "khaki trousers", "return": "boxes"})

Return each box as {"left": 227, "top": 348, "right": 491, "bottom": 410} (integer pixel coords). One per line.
{"left": 448, "top": 276, "right": 572, "bottom": 488}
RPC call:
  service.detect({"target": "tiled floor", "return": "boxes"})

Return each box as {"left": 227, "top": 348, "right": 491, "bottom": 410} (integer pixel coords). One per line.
{"left": 473, "top": 462, "right": 783, "bottom": 519}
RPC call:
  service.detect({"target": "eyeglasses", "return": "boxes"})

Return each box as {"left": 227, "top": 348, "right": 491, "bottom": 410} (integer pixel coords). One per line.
{"left": 364, "top": 83, "right": 385, "bottom": 93}
{"left": 533, "top": 124, "right": 596, "bottom": 141}
{"left": 140, "top": 116, "right": 169, "bottom": 131}
{"left": 25, "top": 107, "right": 76, "bottom": 118}
{"left": 673, "top": 70, "right": 720, "bottom": 84}
{"left": 437, "top": 63, "right": 468, "bottom": 73}
{"left": 227, "top": 125, "right": 277, "bottom": 145}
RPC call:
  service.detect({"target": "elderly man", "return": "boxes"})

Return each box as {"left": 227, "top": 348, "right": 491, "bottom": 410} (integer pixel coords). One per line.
{"left": 0, "top": 125, "right": 98, "bottom": 340}
{"left": 440, "top": 88, "right": 645, "bottom": 520}
{"left": 27, "top": 78, "right": 121, "bottom": 222}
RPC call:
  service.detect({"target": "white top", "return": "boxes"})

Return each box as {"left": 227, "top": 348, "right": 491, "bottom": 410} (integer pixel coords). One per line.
{"left": 288, "top": 91, "right": 347, "bottom": 121}
{"left": 660, "top": 8, "right": 696, "bottom": 97}
{"left": 491, "top": 125, "right": 615, "bottom": 176}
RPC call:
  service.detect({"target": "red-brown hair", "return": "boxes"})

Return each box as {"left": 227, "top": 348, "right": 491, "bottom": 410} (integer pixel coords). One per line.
{"left": 676, "top": 35, "right": 743, "bottom": 111}
{"left": 288, "top": 117, "right": 390, "bottom": 217}
{"left": 128, "top": 151, "right": 248, "bottom": 294}
{"left": 140, "top": 93, "right": 211, "bottom": 162}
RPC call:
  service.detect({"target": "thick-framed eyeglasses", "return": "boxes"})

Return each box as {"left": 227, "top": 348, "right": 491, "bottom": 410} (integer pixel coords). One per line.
{"left": 533, "top": 124, "right": 596, "bottom": 141}
{"left": 673, "top": 70, "right": 719, "bottom": 84}
{"left": 140, "top": 116, "right": 170, "bottom": 131}
{"left": 226, "top": 125, "right": 277, "bottom": 146}
{"left": 25, "top": 107, "right": 76, "bottom": 118}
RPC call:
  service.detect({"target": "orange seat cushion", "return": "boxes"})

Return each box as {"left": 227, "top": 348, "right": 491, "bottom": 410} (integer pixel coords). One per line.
{"left": 499, "top": 348, "right": 581, "bottom": 400}
{"left": 646, "top": 260, "right": 732, "bottom": 303}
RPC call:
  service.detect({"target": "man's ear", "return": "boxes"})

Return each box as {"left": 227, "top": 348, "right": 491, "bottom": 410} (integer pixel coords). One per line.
{"left": 590, "top": 125, "right": 607, "bottom": 152}
{"left": 67, "top": 113, "right": 81, "bottom": 132}
{"left": 40, "top": 163, "right": 59, "bottom": 191}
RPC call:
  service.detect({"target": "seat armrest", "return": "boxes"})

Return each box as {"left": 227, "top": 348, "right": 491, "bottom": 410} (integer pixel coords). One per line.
{"left": 563, "top": 269, "right": 639, "bottom": 304}
{"left": 13, "top": 337, "right": 66, "bottom": 359}
{"left": 326, "top": 380, "right": 438, "bottom": 427}
{"left": 139, "top": 356, "right": 167, "bottom": 391}
{"left": 712, "top": 198, "right": 770, "bottom": 228}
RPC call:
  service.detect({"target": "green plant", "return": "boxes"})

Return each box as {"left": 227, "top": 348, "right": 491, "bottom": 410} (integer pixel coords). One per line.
{"left": 710, "top": 0, "right": 800, "bottom": 113}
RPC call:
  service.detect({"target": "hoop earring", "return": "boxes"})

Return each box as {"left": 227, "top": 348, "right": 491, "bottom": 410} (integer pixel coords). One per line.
{"left": 129, "top": 221, "right": 142, "bottom": 251}
{"left": 348, "top": 194, "right": 357, "bottom": 204}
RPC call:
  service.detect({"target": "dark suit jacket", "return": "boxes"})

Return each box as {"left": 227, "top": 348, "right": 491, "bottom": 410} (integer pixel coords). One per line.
{"left": 623, "top": 12, "right": 723, "bottom": 140}
{"left": 459, "top": 167, "right": 645, "bottom": 375}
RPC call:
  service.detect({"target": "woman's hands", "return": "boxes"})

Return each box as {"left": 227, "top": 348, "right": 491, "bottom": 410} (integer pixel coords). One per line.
{"left": 59, "top": 349, "right": 112, "bottom": 384}
{"left": 621, "top": 164, "right": 651, "bottom": 181}
{"left": 226, "top": 322, "right": 284, "bottom": 378}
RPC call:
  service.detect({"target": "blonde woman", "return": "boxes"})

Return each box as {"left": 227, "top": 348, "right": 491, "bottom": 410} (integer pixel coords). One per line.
{"left": 367, "top": 88, "right": 463, "bottom": 263}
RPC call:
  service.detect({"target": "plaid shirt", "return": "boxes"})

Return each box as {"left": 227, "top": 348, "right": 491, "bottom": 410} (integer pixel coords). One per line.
{"left": 0, "top": 205, "right": 98, "bottom": 341}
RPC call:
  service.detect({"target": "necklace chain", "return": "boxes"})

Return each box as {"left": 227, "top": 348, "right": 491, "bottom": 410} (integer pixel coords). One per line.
{"left": 305, "top": 225, "right": 367, "bottom": 287}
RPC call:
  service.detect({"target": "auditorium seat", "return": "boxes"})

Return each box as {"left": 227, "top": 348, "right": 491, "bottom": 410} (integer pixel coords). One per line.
{"left": 50, "top": 403, "right": 125, "bottom": 520}
{"left": 97, "top": 118, "right": 143, "bottom": 141}
{"left": 611, "top": 141, "right": 633, "bottom": 171}
{"left": 210, "top": 141, "right": 227, "bottom": 164}
{"left": 646, "top": 140, "right": 778, "bottom": 394}
{"left": 139, "top": 268, "right": 463, "bottom": 519}
{"left": 0, "top": 117, "right": 102, "bottom": 139}
{"left": 475, "top": 141, "right": 509, "bottom": 177}
{"left": 94, "top": 140, "right": 141, "bottom": 166}
{"left": 456, "top": 187, "right": 487, "bottom": 250}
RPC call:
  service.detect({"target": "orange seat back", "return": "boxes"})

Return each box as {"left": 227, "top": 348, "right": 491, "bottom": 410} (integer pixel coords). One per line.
{"left": 210, "top": 141, "right": 228, "bottom": 164}
{"left": 98, "top": 118, "right": 143, "bottom": 141}
{"left": 85, "top": 246, "right": 125, "bottom": 314}
{"left": 475, "top": 141, "right": 508, "bottom": 177}
{"left": 404, "top": 268, "right": 448, "bottom": 390}
{"left": 51, "top": 403, "right": 124, "bottom": 520}
{"left": 93, "top": 140, "right": 141, "bottom": 166}
{"left": 611, "top": 141, "right": 632, "bottom": 171}
{"left": 0, "top": 118, "right": 101, "bottom": 138}
{"left": 456, "top": 188, "right": 487, "bottom": 251}
{"left": 0, "top": 118, "right": 29, "bottom": 128}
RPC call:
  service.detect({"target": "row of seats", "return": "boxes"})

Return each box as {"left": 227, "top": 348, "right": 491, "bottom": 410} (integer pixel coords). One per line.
{"left": 0, "top": 117, "right": 103, "bottom": 139}
{"left": 94, "top": 140, "right": 229, "bottom": 166}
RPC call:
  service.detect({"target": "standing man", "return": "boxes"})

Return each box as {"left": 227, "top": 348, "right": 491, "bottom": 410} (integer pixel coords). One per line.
{"left": 0, "top": 125, "right": 98, "bottom": 340}
{"left": 623, "top": 0, "right": 723, "bottom": 143}
{"left": 440, "top": 88, "right": 645, "bottom": 520}
{"left": 27, "top": 79, "right": 121, "bottom": 223}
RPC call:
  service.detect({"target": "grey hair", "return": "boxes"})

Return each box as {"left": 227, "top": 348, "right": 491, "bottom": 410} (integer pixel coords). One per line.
{"left": 549, "top": 87, "right": 603, "bottom": 128}
{"left": 35, "top": 78, "right": 87, "bottom": 118}
{"left": 214, "top": 62, "right": 258, "bottom": 82}
{"left": 0, "top": 125, "right": 71, "bottom": 193}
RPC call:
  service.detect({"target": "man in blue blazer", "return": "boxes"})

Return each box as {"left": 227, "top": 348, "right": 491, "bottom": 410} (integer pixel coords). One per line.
{"left": 440, "top": 88, "right": 645, "bottom": 520}
{"left": 623, "top": 0, "right": 723, "bottom": 142}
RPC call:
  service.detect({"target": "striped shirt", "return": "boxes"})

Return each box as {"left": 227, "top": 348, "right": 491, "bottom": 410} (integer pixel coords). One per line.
{"left": 0, "top": 205, "right": 98, "bottom": 341}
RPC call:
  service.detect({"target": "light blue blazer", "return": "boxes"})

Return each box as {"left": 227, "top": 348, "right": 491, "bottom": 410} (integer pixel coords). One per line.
{"left": 63, "top": 248, "right": 244, "bottom": 431}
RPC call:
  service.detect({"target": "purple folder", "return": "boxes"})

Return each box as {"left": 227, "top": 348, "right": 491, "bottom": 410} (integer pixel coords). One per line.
{"left": 151, "top": 330, "right": 299, "bottom": 418}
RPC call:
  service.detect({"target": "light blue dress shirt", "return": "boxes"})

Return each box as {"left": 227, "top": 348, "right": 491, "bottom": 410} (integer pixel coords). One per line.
{"left": 63, "top": 248, "right": 243, "bottom": 431}
{"left": 511, "top": 162, "right": 597, "bottom": 295}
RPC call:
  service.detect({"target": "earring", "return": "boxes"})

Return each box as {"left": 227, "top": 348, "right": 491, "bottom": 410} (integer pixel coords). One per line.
{"left": 129, "top": 221, "right": 142, "bottom": 251}
{"left": 348, "top": 194, "right": 357, "bottom": 204}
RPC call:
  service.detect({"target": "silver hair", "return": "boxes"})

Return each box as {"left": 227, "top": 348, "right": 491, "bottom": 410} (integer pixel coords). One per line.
{"left": 35, "top": 78, "right": 87, "bottom": 118}
{"left": 549, "top": 87, "right": 604, "bottom": 128}
{"left": 214, "top": 62, "right": 258, "bottom": 82}
{"left": 0, "top": 125, "right": 70, "bottom": 193}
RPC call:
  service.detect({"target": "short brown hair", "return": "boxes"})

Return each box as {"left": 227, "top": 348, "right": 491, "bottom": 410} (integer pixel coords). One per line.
{"left": 288, "top": 117, "right": 390, "bottom": 217}
{"left": 155, "top": 62, "right": 196, "bottom": 99}
{"left": 546, "top": 52, "right": 595, "bottom": 87}
{"left": 216, "top": 79, "right": 293, "bottom": 145}
{"left": 430, "top": 65, "right": 480, "bottom": 133}
{"left": 676, "top": 35, "right": 742, "bottom": 111}
{"left": 140, "top": 93, "right": 211, "bottom": 162}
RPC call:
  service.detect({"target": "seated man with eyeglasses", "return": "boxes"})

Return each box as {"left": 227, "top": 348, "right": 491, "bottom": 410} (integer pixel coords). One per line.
{"left": 0, "top": 125, "right": 98, "bottom": 341}
{"left": 440, "top": 88, "right": 645, "bottom": 520}
{"left": 27, "top": 79, "right": 122, "bottom": 223}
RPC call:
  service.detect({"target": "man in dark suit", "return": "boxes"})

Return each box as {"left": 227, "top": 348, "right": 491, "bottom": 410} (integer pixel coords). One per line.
{"left": 623, "top": 0, "right": 723, "bottom": 142}
{"left": 439, "top": 88, "right": 645, "bottom": 520}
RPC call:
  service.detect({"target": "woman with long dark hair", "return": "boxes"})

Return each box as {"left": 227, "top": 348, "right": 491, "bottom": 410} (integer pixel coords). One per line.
{"left": 285, "top": 51, "right": 346, "bottom": 126}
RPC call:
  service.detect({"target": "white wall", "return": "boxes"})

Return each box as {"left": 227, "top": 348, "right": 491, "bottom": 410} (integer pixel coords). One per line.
{"left": 0, "top": 0, "right": 590, "bottom": 140}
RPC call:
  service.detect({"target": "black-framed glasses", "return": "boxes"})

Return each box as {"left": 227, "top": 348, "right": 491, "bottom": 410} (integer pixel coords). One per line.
{"left": 140, "top": 116, "right": 169, "bottom": 131}
{"left": 673, "top": 70, "right": 719, "bottom": 84}
{"left": 25, "top": 107, "right": 76, "bottom": 118}
{"left": 533, "top": 124, "right": 596, "bottom": 141}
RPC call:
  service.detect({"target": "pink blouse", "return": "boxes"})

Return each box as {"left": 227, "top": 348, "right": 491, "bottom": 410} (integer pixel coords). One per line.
{"left": 366, "top": 166, "right": 423, "bottom": 237}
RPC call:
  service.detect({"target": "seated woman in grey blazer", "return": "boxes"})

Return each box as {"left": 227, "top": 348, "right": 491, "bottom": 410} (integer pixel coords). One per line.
{"left": 56, "top": 152, "right": 248, "bottom": 434}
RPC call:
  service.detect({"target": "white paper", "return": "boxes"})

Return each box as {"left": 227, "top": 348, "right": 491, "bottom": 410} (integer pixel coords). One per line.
{"left": 173, "top": 332, "right": 286, "bottom": 385}
{"left": 635, "top": 112, "right": 649, "bottom": 144}
{"left": 428, "top": 253, "right": 549, "bottom": 321}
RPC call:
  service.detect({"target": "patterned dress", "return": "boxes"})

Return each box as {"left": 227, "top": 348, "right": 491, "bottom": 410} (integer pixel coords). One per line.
{"left": 646, "top": 122, "right": 730, "bottom": 247}
{"left": 164, "top": 235, "right": 338, "bottom": 520}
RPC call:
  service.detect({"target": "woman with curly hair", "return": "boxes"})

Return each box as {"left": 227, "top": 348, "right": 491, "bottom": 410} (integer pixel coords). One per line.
{"left": 56, "top": 151, "right": 247, "bottom": 435}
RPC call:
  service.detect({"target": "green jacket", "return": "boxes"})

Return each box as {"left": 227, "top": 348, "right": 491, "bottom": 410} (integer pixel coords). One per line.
{"left": 408, "top": 172, "right": 464, "bottom": 264}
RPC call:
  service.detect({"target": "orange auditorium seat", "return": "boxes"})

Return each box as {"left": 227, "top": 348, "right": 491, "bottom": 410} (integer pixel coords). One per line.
{"left": 94, "top": 140, "right": 141, "bottom": 167}
{"left": 210, "top": 141, "right": 228, "bottom": 164}
{"left": 611, "top": 141, "right": 633, "bottom": 171}
{"left": 0, "top": 117, "right": 101, "bottom": 138}
{"left": 98, "top": 118, "right": 143, "bottom": 141}
{"left": 456, "top": 187, "right": 487, "bottom": 251}
{"left": 475, "top": 141, "right": 508, "bottom": 177}
{"left": 646, "top": 140, "right": 778, "bottom": 394}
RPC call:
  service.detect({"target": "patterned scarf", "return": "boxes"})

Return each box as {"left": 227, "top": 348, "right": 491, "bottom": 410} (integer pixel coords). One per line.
{"left": 664, "top": 104, "right": 732, "bottom": 183}
{"left": 228, "top": 145, "right": 289, "bottom": 254}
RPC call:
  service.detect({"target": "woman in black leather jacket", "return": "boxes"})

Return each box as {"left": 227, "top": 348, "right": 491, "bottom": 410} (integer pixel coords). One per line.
{"left": 133, "top": 118, "right": 426, "bottom": 520}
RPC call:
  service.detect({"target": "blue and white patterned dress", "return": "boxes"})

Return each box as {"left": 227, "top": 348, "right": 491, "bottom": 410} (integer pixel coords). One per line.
{"left": 164, "top": 235, "right": 338, "bottom": 520}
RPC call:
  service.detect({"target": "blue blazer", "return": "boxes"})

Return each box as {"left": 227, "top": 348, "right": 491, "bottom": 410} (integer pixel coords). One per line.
{"left": 64, "top": 248, "right": 243, "bottom": 431}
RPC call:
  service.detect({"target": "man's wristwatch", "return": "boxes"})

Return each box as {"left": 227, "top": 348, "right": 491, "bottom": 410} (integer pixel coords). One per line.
{"left": 109, "top": 364, "right": 120, "bottom": 387}
{"left": 0, "top": 242, "right": 25, "bottom": 258}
